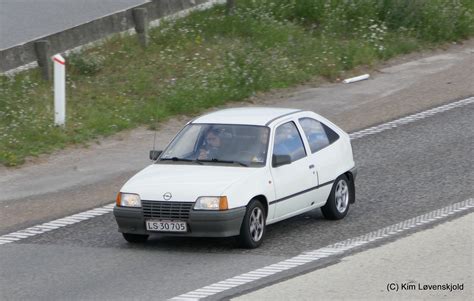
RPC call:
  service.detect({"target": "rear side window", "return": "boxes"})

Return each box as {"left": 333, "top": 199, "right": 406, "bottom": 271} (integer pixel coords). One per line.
{"left": 322, "top": 123, "right": 340, "bottom": 144}
{"left": 273, "top": 122, "right": 306, "bottom": 162}
{"left": 299, "top": 118, "right": 339, "bottom": 153}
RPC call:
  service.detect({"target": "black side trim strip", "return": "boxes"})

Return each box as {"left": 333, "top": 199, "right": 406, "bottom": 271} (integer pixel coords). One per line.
{"left": 265, "top": 110, "right": 304, "bottom": 126}
{"left": 269, "top": 180, "right": 335, "bottom": 205}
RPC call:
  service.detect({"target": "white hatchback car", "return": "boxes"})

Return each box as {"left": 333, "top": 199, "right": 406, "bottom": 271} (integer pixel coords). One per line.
{"left": 114, "top": 107, "right": 356, "bottom": 248}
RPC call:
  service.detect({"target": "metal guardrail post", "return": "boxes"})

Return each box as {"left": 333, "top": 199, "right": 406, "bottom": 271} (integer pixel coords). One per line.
{"left": 226, "top": 0, "right": 235, "bottom": 15}
{"left": 34, "top": 40, "right": 52, "bottom": 80}
{"left": 133, "top": 8, "right": 149, "bottom": 48}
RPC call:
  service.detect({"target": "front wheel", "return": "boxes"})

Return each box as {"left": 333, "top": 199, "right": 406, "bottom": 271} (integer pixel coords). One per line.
{"left": 122, "top": 233, "right": 149, "bottom": 243}
{"left": 239, "top": 200, "right": 266, "bottom": 249}
{"left": 321, "top": 175, "right": 352, "bottom": 220}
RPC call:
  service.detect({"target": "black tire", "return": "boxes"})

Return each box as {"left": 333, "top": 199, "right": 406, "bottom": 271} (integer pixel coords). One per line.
{"left": 321, "top": 175, "right": 352, "bottom": 220}
{"left": 122, "top": 233, "right": 149, "bottom": 243}
{"left": 239, "top": 200, "right": 266, "bottom": 249}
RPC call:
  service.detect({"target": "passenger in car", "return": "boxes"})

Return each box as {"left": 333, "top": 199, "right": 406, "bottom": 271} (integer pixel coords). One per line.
{"left": 251, "top": 129, "right": 269, "bottom": 163}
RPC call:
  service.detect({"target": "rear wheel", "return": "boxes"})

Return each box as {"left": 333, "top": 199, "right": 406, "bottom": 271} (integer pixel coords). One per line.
{"left": 321, "top": 175, "right": 351, "bottom": 220}
{"left": 122, "top": 233, "right": 149, "bottom": 243}
{"left": 239, "top": 200, "right": 266, "bottom": 249}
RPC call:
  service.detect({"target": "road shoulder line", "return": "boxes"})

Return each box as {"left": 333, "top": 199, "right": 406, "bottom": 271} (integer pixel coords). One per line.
{"left": 170, "top": 198, "right": 474, "bottom": 300}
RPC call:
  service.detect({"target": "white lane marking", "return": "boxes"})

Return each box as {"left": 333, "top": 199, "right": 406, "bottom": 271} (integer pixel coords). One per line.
{"left": 72, "top": 214, "right": 97, "bottom": 218}
{"left": 205, "top": 284, "right": 234, "bottom": 289}
{"left": 0, "top": 204, "right": 114, "bottom": 245}
{"left": 36, "top": 225, "right": 59, "bottom": 230}
{"left": 170, "top": 198, "right": 474, "bottom": 300}
{"left": 233, "top": 276, "right": 262, "bottom": 281}
{"left": 194, "top": 288, "right": 226, "bottom": 294}
{"left": 0, "top": 96, "right": 472, "bottom": 247}
{"left": 349, "top": 96, "right": 473, "bottom": 139}
{"left": 0, "top": 236, "right": 21, "bottom": 241}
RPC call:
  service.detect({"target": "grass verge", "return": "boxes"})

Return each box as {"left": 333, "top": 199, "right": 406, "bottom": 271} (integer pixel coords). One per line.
{"left": 1, "top": 0, "right": 473, "bottom": 166}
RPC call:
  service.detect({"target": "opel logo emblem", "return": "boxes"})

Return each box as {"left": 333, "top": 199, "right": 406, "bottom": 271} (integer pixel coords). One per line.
{"left": 163, "top": 192, "right": 172, "bottom": 201}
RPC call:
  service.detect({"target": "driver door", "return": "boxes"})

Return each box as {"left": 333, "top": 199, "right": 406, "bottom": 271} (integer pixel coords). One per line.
{"left": 270, "top": 121, "right": 315, "bottom": 220}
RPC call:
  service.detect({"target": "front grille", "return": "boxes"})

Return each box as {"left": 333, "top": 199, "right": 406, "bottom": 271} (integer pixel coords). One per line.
{"left": 142, "top": 201, "right": 194, "bottom": 220}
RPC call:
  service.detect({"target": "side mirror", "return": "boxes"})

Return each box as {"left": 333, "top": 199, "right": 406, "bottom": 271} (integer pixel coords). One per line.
{"left": 272, "top": 154, "right": 291, "bottom": 168}
{"left": 149, "top": 150, "right": 162, "bottom": 161}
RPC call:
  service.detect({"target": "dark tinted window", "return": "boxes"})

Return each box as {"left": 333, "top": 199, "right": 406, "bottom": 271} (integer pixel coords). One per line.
{"left": 299, "top": 118, "right": 339, "bottom": 153}
{"left": 322, "top": 123, "right": 340, "bottom": 144}
{"left": 273, "top": 122, "right": 306, "bottom": 162}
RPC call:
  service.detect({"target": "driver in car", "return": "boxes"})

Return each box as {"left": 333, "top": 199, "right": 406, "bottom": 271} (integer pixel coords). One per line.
{"left": 198, "top": 129, "right": 222, "bottom": 160}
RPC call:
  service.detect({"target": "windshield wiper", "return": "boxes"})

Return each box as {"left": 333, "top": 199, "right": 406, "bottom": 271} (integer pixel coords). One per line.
{"left": 160, "top": 157, "right": 203, "bottom": 164}
{"left": 198, "top": 159, "right": 248, "bottom": 167}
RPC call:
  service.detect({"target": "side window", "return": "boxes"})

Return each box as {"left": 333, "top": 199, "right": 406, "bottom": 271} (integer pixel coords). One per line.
{"left": 322, "top": 123, "right": 340, "bottom": 144}
{"left": 299, "top": 118, "right": 336, "bottom": 153}
{"left": 273, "top": 122, "right": 306, "bottom": 162}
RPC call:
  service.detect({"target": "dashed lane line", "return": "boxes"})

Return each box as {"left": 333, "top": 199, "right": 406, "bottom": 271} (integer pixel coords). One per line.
{"left": 349, "top": 96, "right": 473, "bottom": 140}
{"left": 0, "top": 204, "right": 115, "bottom": 245}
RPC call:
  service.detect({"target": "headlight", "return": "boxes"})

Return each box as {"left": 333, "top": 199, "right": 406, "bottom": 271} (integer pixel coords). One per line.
{"left": 116, "top": 193, "right": 142, "bottom": 208}
{"left": 194, "top": 196, "right": 228, "bottom": 210}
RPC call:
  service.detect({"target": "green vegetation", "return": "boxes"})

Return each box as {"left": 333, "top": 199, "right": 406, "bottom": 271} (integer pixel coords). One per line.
{"left": 1, "top": 0, "right": 473, "bottom": 166}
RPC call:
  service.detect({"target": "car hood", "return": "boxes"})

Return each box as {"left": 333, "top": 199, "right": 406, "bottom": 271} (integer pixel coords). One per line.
{"left": 121, "top": 163, "right": 258, "bottom": 202}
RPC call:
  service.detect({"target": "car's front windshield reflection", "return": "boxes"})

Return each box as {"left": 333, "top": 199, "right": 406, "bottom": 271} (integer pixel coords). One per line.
{"left": 159, "top": 124, "right": 270, "bottom": 167}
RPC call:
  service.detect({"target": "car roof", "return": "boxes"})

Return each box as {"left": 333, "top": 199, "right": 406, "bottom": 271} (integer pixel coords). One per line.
{"left": 191, "top": 107, "right": 302, "bottom": 126}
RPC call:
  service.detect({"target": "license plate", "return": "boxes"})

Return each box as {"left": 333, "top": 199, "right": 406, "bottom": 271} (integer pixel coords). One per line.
{"left": 145, "top": 220, "right": 187, "bottom": 232}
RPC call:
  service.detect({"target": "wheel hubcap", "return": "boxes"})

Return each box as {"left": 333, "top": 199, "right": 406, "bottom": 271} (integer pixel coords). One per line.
{"left": 249, "top": 207, "right": 264, "bottom": 242}
{"left": 335, "top": 179, "right": 349, "bottom": 213}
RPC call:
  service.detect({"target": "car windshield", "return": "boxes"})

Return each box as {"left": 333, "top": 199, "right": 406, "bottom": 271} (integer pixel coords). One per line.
{"left": 159, "top": 124, "right": 270, "bottom": 167}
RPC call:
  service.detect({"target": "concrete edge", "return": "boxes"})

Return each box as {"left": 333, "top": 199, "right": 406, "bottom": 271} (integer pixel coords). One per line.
{"left": 0, "top": 0, "right": 212, "bottom": 74}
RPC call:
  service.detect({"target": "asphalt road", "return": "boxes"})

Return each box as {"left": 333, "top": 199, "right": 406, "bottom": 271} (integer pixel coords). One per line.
{"left": 0, "top": 0, "right": 147, "bottom": 50}
{"left": 1, "top": 100, "right": 472, "bottom": 300}
{"left": 0, "top": 39, "right": 472, "bottom": 300}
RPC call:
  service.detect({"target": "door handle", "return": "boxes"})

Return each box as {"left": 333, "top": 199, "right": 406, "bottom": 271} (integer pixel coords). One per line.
{"left": 309, "top": 164, "right": 315, "bottom": 169}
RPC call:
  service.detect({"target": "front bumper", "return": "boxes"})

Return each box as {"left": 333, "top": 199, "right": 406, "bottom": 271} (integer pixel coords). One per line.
{"left": 113, "top": 205, "right": 246, "bottom": 237}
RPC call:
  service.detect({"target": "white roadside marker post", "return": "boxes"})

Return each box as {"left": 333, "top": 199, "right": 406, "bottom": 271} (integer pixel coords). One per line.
{"left": 52, "top": 54, "right": 66, "bottom": 127}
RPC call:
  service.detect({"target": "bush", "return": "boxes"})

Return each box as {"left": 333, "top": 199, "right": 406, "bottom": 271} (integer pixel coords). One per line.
{"left": 242, "top": 0, "right": 474, "bottom": 42}
{"left": 68, "top": 52, "right": 105, "bottom": 75}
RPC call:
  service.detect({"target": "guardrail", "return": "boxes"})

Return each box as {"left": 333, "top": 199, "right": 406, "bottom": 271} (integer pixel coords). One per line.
{"left": 0, "top": 0, "right": 210, "bottom": 76}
